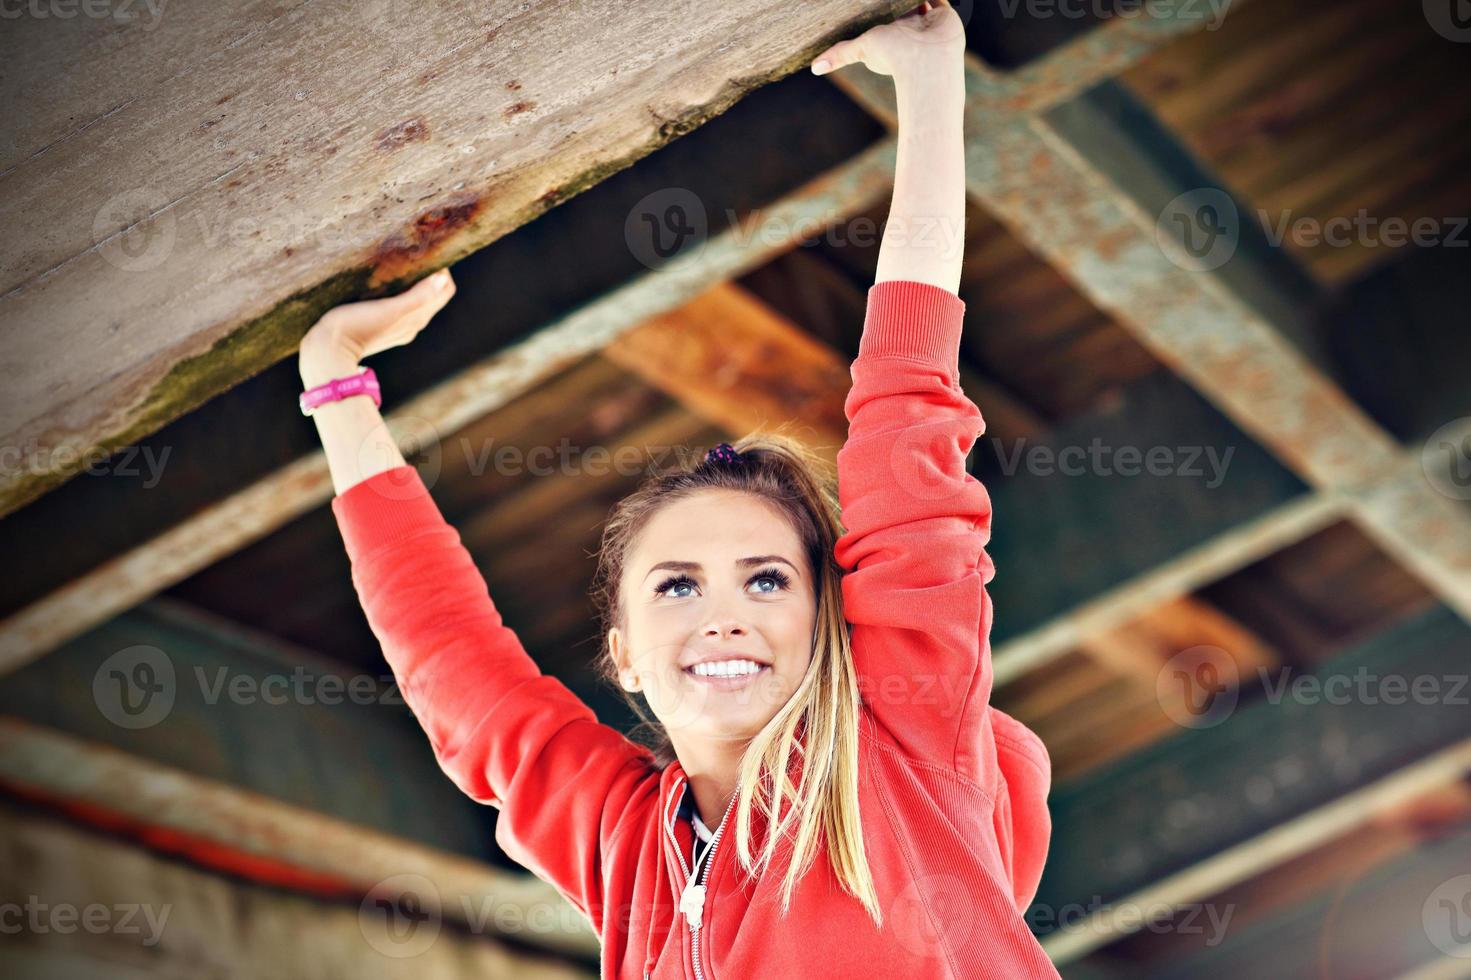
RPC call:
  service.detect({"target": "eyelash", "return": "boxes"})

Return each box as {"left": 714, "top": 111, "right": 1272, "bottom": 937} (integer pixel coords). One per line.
{"left": 652, "top": 567, "right": 792, "bottom": 599}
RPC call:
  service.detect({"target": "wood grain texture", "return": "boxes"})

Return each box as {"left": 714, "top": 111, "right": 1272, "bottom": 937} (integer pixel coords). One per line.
{"left": 0, "top": 0, "right": 910, "bottom": 517}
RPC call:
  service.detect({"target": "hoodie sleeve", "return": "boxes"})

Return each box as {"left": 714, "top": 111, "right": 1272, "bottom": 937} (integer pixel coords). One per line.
{"left": 832, "top": 280, "right": 1002, "bottom": 788}
{"left": 330, "top": 464, "right": 657, "bottom": 934}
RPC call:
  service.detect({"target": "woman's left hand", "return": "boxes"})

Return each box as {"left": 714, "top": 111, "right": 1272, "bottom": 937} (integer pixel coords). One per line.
{"left": 810, "top": 0, "right": 966, "bottom": 80}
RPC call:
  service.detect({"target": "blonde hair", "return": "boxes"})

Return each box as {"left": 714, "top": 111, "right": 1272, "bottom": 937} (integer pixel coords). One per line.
{"left": 589, "top": 427, "right": 882, "bottom": 927}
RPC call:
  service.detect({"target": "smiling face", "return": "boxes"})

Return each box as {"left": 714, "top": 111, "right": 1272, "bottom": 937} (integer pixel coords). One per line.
{"left": 608, "top": 488, "right": 818, "bottom": 750}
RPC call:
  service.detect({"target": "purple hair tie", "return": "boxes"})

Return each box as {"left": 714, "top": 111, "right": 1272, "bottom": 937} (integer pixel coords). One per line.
{"left": 704, "top": 442, "right": 745, "bottom": 468}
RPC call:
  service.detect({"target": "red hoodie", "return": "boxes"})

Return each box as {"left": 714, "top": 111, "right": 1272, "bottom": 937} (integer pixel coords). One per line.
{"left": 331, "top": 280, "right": 1060, "bottom": 979}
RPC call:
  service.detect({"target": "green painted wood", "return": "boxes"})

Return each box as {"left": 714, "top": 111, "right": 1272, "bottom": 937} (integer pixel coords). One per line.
{"left": 1034, "top": 603, "right": 1471, "bottom": 924}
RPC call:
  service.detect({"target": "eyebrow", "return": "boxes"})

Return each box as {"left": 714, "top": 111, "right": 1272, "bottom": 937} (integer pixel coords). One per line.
{"left": 643, "top": 555, "right": 800, "bottom": 582}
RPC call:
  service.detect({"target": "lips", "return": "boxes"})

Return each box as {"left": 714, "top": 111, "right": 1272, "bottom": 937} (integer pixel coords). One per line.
{"left": 681, "top": 656, "right": 771, "bottom": 673}
{"left": 684, "top": 663, "right": 771, "bottom": 689}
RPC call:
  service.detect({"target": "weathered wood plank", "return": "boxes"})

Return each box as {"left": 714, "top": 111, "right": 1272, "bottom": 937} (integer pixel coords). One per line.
{"left": 0, "top": 0, "right": 910, "bottom": 517}
{"left": 0, "top": 141, "right": 897, "bottom": 671}
{"left": 1034, "top": 604, "right": 1471, "bottom": 951}
{"left": 0, "top": 797, "right": 596, "bottom": 977}
{"left": 0, "top": 716, "right": 601, "bottom": 960}
{"left": 0, "top": 596, "right": 492, "bottom": 854}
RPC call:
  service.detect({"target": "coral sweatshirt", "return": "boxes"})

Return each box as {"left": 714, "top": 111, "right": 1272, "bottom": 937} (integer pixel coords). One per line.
{"left": 331, "top": 279, "right": 1060, "bottom": 979}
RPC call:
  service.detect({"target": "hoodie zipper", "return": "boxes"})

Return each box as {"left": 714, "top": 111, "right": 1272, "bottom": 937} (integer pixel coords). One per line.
{"left": 664, "top": 778, "right": 739, "bottom": 980}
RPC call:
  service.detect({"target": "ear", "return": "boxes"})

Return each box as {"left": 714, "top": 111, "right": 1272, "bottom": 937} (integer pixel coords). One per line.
{"left": 608, "top": 626, "right": 640, "bottom": 692}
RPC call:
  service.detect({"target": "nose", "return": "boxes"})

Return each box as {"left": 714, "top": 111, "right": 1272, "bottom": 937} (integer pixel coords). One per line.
{"left": 703, "top": 619, "right": 747, "bottom": 639}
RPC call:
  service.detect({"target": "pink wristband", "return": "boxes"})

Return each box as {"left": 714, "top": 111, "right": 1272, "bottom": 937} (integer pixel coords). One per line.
{"left": 300, "top": 366, "right": 381, "bottom": 416}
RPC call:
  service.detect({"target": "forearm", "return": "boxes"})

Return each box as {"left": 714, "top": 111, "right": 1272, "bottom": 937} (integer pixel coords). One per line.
{"left": 877, "top": 58, "right": 966, "bottom": 293}
{"left": 300, "top": 344, "right": 408, "bottom": 497}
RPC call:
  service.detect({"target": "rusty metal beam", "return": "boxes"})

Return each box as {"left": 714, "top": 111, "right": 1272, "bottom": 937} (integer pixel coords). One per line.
{"left": 967, "top": 0, "right": 1254, "bottom": 117}
{"left": 0, "top": 140, "right": 896, "bottom": 673}
{"left": 833, "top": 51, "right": 1471, "bottom": 625}
{"left": 0, "top": 715, "right": 601, "bottom": 960}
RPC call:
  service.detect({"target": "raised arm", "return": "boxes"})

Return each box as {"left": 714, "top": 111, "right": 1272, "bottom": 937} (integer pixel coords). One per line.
{"left": 300, "top": 277, "right": 659, "bottom": 933}
{"left": 816, "top": 3, "right": 1002, "bottom": 784}
{"left": 812, "top": 0, "right": 966, "bottom": 291}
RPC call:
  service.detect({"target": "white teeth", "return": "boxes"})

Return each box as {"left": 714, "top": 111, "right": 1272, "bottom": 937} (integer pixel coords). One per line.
{"left": 691, "top": 659, "right": 763, "bottom": 677}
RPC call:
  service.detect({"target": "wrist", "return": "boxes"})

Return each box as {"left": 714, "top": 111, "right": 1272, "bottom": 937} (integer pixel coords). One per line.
{"left": 894, "top": 55, "right": 965, "bottom": 104}
{"left": 299, "top": 346, "right": 362, "bottom": 389}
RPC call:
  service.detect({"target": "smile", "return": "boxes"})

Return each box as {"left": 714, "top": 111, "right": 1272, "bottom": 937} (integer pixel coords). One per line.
{"left": 684, "top": 661, "right": 771, "bottom": 689}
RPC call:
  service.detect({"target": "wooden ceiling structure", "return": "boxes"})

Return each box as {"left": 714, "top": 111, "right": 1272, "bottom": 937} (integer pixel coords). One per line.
{"left": 3, "top": 0, "right": 1471, "bottom": 977}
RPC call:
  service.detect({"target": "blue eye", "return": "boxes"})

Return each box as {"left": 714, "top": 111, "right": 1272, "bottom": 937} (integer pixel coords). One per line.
{"left": 652, "top": 567, "right": 792, "bottom": 598}
{"left": 653, "top": 574, "right": 699, "bottom": 599}
{"left": 751, "top": 567, "right": 792, "bottom": 592}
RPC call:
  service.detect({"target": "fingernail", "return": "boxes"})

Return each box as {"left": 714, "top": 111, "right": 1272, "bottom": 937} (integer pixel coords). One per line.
{"left": 813, "top": 59, "right": 830, "bottom": 74}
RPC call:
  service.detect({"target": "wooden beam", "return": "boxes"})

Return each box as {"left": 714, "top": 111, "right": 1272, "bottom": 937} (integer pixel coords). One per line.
{"left": 0, "top": 596, "right": 492, "bottom": 853}
{"left": 0, "top": 0, "right": 911, "bottom": 518}
{"left": 603, "top": 281, "right": 851, "bottom": 453}
{"left": 991, "top": 489, "right": 1340, "bottom": 686}
{"left": 0, "top": 797, "right": 595, "bottom": 978}
{"left": 0, "top": 716, "right": 600, "bottom": 961}
{"left": 0, "top": 142, "right": 897, "bottom": 672}
{"left": 1035, "top": 604, "right": 1471, "bottom": 959}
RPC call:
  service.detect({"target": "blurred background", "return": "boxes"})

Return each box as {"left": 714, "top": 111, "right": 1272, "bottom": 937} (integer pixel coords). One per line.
{"left": 2, "top": 0, "right": 1471, "bottom": 976}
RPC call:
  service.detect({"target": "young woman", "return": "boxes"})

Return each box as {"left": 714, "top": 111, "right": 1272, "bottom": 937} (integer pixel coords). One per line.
{"left": 300, "top": 2, "right": 1058, "bottom": 976}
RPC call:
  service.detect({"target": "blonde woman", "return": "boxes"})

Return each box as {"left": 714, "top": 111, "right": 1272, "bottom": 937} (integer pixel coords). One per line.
{"left": 300, "top": 2, "right": 1057, "bottom": 976}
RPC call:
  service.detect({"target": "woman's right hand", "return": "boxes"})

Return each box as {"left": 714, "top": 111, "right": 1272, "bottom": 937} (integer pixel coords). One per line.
{"left": 300, "top": 267, "right": 457, "bottom": 373}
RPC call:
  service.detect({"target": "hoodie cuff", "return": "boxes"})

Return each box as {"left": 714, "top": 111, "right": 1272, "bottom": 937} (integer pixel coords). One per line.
{"left": 856, "top": 280, "right": 966, "bottom": 383}
{"left": 330, "top": 464, "right": 448, "bottom": 564}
